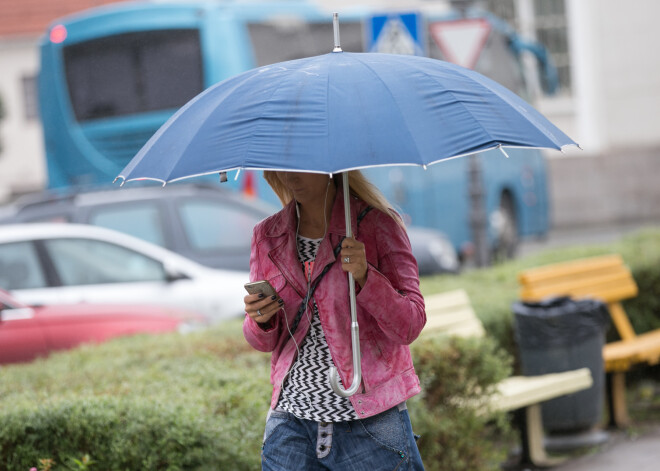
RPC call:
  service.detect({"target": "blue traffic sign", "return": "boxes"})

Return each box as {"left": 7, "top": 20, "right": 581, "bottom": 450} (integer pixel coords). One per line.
{"left": 367, "top": 12, "right": 426, "bottom": 56}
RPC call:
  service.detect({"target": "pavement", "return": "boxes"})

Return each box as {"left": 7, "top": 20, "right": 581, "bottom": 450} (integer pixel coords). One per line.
{"left": 547, "top": 425, "right": 660, "bottom": 471}
{"left": 502, "top": 424, "right": 660, "bottom": 471}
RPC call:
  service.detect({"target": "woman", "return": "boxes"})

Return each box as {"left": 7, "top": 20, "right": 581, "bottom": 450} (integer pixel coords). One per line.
{"left": 243, "top": 170, "right": 426, "bottom": 470}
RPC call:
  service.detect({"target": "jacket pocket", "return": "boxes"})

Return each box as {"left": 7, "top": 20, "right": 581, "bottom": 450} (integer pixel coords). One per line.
{"left": 265, "top": 273, "right": 287, "bottom": 296}
{"left": 360, "top": 331, "right": 393, "bottom": 392}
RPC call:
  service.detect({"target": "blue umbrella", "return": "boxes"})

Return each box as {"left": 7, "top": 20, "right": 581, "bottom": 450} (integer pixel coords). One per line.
{"left": 118, "top": 51, "right": 575, "bottom": 183}
{"left": 117, "top": 14, "right": 577, "bottom": 397}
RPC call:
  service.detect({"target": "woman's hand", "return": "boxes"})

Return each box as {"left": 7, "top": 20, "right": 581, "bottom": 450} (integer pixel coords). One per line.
{"left": 340, "top": 237, "right": 368, "bottom": 287}
{"left": 244, "top": 292, "right": 283, "bottom": 324}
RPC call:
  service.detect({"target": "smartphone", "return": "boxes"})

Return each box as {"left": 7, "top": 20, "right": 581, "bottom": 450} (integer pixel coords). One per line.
{"left": 244, "top": 280, "right": 277, "bottom": 297}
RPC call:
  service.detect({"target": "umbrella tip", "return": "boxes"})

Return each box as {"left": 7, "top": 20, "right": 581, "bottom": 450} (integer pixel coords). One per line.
{"left": 332, "top": 13, "right": 342, "bottom": 53}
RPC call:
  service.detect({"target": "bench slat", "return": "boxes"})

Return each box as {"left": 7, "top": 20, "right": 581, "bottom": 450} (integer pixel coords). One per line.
{"left": 424, "top": 289, "right": 471, "bottom": 310}
{"left": 518, "top": 254, "right": 624, "bottom": 284}
{"left": 520, "top": 271, "right": 638, "bottom": 303}
{"left": 422, "top": 305, "right": 485, "bottom": 338}
{"left": 489, "top": 368, "right": 593, "bottom": 412}
{"left": 604, "top": 329, "right": 660, "bottom": 371}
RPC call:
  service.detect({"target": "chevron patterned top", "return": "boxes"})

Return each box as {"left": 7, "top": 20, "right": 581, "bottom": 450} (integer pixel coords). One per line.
{"left": 277, "top": 235, "right": 359, "bottom": 422}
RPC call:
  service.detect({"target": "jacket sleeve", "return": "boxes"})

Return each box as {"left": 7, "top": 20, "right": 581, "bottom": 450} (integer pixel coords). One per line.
{"left": 243, "top": 229, "right": 282, "bottom": 353}
{"left": 356, "top": 210, "right": 426, "bottom": 345}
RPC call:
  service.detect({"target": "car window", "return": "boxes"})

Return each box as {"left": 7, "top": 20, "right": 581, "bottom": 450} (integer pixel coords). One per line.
{"left": 88, "top": 204, "right": 166, "bottom": 246}
{"left": 0, "top": 242, "right": 47, "bottom": 290}
{"left": 178, "top": 200, "right": 260, "bottom": 252}
{"left": 22, "top": 213, "right": 72, "bottom": 223}
{"left": 44, "top": 238, "right": 167, "bottom": 285}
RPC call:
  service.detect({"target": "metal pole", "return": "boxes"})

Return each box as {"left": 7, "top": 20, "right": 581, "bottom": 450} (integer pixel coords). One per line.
{"left": 328, "top": 172, "right": 362, "bottom": 397}
{"left": 469, "top": 154, "right": 490, "bottom": 267}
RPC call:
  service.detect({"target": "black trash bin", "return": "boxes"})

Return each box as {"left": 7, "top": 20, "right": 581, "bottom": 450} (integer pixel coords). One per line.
{"left": 512, "top": 296, "right": 610, "bottom": 433}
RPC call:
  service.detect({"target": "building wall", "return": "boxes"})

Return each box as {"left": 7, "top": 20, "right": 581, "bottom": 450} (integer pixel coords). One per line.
{"left": 549, "top": 148, "right": 660, "bottom": 228}
{"left": 542, "top": 0, "right": 660, "bottom": 228}
{"left": 0, "top": 36, "right": 43, "bottom": 200}
{"left": 0, "top": 0, "right": 130, "bottom": 200}
{"left": 598, "top": 0, "right": 660, "bottom": 150}
{"left": 0, "top": 0, "right": 130, "bottom": 37}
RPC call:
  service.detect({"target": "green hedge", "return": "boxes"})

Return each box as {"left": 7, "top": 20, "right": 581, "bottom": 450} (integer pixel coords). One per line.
{"left": 1, "top": 227, "right": 659, "bottom": 469}
{"left": 0, "top": 327, "right": 271, "bottom": 470}
{"left": 0, "top": 323, "right": 514, "bottom": 469}
{"left": 410, "top": 335, "right": 514, "bottom": 471}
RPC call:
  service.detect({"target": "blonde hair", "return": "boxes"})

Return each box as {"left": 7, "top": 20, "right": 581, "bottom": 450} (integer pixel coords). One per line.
{"left": 263, "top": 170, "right": 405, "bottom": 228}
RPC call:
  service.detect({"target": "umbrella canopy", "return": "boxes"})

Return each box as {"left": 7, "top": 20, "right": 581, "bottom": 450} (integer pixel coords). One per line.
{"left": 117, "top": 23, "right": 577, "bottom": 398}
{"left": 117, "top": 51, "right": 576, "bottom": 184}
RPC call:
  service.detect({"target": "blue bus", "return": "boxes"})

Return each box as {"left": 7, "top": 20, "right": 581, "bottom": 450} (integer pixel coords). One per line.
{"left": 37, "top": 1, "right": 556, "bottom": 262}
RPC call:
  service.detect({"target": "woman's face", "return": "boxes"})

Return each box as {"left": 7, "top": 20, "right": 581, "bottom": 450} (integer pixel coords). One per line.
{"left": 275, "top": 172, "right": 334, "bottom": 204}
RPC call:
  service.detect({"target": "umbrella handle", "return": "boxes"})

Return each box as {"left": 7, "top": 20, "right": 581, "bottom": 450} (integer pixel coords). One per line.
{"left": 328, "top": 308, "right": 361, "bottom": 397}
{"left": 328, "top": 173, "right": 362, "bottom": 398}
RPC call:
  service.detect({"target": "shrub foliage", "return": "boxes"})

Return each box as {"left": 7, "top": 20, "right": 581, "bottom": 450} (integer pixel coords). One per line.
{"left": 410, "top": 336, "right": 514, "bottom": 471}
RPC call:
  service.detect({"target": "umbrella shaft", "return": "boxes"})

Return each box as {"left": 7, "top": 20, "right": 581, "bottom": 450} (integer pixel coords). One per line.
{"left": 328, "top": 172, "right": 362, "bottom": 398}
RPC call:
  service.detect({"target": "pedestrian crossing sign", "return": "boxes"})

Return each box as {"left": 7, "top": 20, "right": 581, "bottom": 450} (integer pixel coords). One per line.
{"left": 367, "top": 12, "right": 426, "bottom": 56}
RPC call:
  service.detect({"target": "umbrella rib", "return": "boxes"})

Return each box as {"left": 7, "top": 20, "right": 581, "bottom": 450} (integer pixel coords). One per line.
{"left": 350, "top": 55, "right": 427, "bottom": 166}
{"left": 240, "top": 68, "right": 292, "bottom": 170}
{"left": 170, "top": 64, "right": 307, "bottom": 180}
{"left": 402, "top": 58, "right": 566, "bottom": 152}
{"left": 430, "top": 63, "right": 566, "bottom": 150}
{"left": 161, "top": 76, "right": 250, "bottom": 181}
{"left": 353, "top": 54, "right": 526, "bottom": 164}
{"left": 409, "top": 60, "right": 505, "bottom": 152}
{"left": 243, "top": 58, "right": 329, "bottom": 172}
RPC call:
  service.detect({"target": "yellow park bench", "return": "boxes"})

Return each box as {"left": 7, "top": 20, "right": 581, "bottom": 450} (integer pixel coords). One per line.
{"left": 421, "top": 289, "right": 593, "bottom": 467}
{"left": 518, "top": 254, "right": 660, "bottom": 428}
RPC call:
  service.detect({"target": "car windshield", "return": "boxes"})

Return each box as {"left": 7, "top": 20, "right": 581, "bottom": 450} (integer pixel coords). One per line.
{"left": 177, "top": 199, "right": 262, "bottom": 252}
{"left": 88, "top": 203, "right": 166, "bottom": 247}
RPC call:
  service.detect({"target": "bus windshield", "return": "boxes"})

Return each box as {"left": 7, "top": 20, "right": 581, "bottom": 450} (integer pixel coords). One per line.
{"left": 246, "top": 21, "right": 363, "bottom": 65}
{"left": 63, "top": 29, "right": 203, "bottom": 121}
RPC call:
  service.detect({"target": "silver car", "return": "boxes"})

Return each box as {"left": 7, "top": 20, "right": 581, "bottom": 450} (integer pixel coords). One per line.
{"left": 0, "top": 183, "right": 458, "bottom": 275}
{"left": 0, "top": 223, "right": 248, "bottom": 324}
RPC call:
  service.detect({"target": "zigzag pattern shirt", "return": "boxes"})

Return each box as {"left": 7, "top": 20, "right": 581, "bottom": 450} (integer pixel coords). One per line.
{"left": 277, "top": 235, "right": 359, "bottom": 422}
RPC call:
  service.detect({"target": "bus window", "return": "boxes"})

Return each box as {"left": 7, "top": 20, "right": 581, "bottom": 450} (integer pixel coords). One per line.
{"left": 247, "top": 21, "right": 364, "bottom": 66}
{"left": 63, "top": 29, "right": 203, "bottom": 121}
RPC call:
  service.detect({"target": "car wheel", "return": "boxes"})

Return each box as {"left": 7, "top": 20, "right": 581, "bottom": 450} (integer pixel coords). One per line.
{"left": 491, "top": 192, "right": 518, "bottom": 263}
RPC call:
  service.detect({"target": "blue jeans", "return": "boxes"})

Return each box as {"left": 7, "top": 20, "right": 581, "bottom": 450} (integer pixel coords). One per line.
{"left": 261, "top": 406, "right": 425, "bottom": 470}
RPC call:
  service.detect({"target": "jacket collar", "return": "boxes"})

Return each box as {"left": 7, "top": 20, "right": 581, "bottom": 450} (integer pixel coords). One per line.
{"left": 263, "top": 182, "right": 362, "bottom": 287}
{"left": 263, "top": 181, "right": 360, "bottom": 240}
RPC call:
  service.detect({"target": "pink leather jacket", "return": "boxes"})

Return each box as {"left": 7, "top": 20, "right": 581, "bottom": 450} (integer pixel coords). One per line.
{"left": 243, "top": 189, "right": 426, "bottom": 419}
